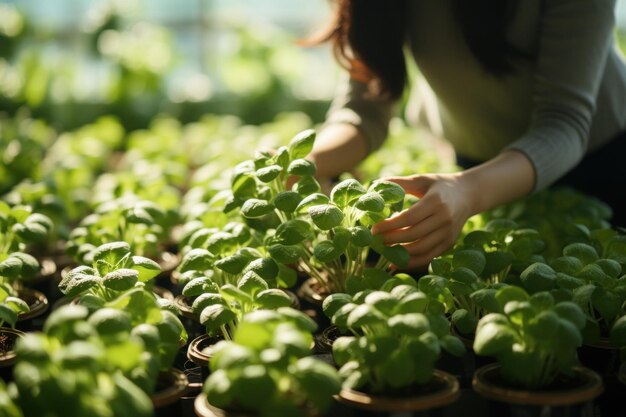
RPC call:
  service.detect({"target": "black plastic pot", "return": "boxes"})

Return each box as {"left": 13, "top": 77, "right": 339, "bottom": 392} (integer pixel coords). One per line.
{"left": 194, "top": 394, "right": 256, "bottom": 417}
{"left": 187, "top": 334, "right": 224, "bottom": 382}
{"left": 296, "top": 277, "right": 331, "bottom": 331}
{"left": 334, "top": 369, "right": 461, "bottom": 417}
{"left": 0, "top": 327, "right": 24, "bottom": 382}
{"left": 472, "top": 363, "right": 603, "bottom": 417}
{"left": 151, "top": 367, "right": 189, "bottom": 417}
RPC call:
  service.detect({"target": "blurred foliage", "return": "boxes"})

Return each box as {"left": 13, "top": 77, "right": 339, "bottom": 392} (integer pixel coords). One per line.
{"left": 0, "top": 1, "right": 332, "bottom": 131}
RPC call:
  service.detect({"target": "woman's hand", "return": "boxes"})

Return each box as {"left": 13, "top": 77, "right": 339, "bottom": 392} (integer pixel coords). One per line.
{"left": 371, "top": 173, "right": 476, "bottom": 269}
{"left": 371, "top": 151, "right": 536, "bottom": 270}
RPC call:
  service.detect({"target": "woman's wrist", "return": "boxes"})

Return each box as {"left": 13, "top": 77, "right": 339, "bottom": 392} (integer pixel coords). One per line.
{"left": 457, "top": 150, "right": 536, "bottom": 215}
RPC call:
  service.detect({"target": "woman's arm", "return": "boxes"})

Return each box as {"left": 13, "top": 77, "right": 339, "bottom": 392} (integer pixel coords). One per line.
{"left": 307, "top": 123, "right": 369, "bottom": 179}
{"left": 372, "top": 150, "right": 535, "bottom": 269}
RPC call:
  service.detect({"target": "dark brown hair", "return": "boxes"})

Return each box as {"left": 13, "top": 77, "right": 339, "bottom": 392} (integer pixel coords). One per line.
{"left": 311, "top": 0, "right": 523, "bottom": 100}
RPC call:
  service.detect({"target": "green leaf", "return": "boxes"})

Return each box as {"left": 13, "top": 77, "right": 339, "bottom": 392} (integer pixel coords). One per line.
{"left": 314, "top": 240, "right": 342, "bottom": 263}
{"left": 354, "top": 192, "right": 385, "bottom": 212}
{"left": 192, "top": 293, "right": 226, "bottom": 314}
{"left": 452, "top": 249, "right": 486, "bottom": 275}
{"left": 268, "top": 244, "right": 305, "bottom": 264}
{"left": 595, "top": 259, "right": 622, "bottom": 279}
{"left": 380, "top": 244, "right": 410, "bottom": 268}
{"left": 483, "top": 251, "right": 514, "bottom": 276}
{"left": 4, "top": 297, "right": 29, "bottom": 314}
{"left": 243, "top": 258, "right": 278, "bottom": 283}
{"left": 290, "top": 356, "right": 341, "bottom": 410}
{"left": 388, "top": 313, "right": 430, "bottom": 335}
{"left": 347, "top": 304, "right": 386, "bottom": 329}
{"left": 241, "top": 198, "right": 274, "bottom": 218}
{"left": 130, "top": 256, "right": 162, "bottom": 282}
{"left": 591, "top": 287, "right": 622, "bottom": 324}
{"left": 349, "top": 226, "right": 372, "bottom": 247}
{"left": 275, "top": 146, "right": 291, "bottom": 169}
{"left": 273, "top": 191, "right": 301, "bottom": 213}
{"left": 200, "top": 304, "right": 237, "bottom": 330}
{"left": 231, "top": 365, "right": 276, "bottom": 410}
{"left": 554, "top": 301, "right": 586, "bottom": 330}
{"left": 322, "top": 293, "right": 353, "bottom": 318}
{"left": 294, "top": 176, "right": 321, "bottom": 195}
{"left": 204, "top": 369, "right": 234, "bottom": 409}
{"left": 92, "top": 241, "right": 131, "bottom": 267}
{"left": 178, "top": 248, "right": 214, "bottom": 272}
{"left": 369, "top": 180, "right": 405, "bottom": 204}
{"left": 330, "top": 179, "right": 366, "bottom": 208}
{"left": 308, "top": 204, "right": 344, "bottom": 230}
{"left": 463, "top": 230, "right": 494, "bottom": 247}
{"left": 238, "top": 271, "right": 270, "bottom": 297}
{"left": 0, "top": 304, "right": 18, "bottom": 327}
{"left": 470, "top": 288, "right": 500, "bottom": 313}
{"left": 609, "top": 315, "right": 626, "bottom": 347}
{"left": 273, "top": 219, "right": 312, "bottom": 245}
{"left": 289, "top": 129, "right": 316, "bottom": 159}
{"left": 473, "top": 319, "right": 517, "bottom": 356}
{"left": 563, "top": 243, "right": 599, "bottom": 266}
{"left": 550, "top": 256, "right": 584, "bottom": 275}
{"left": 440, "top": 334, "right": 466, "bottom": 357}
{"left": 295, "top": 193, "right": 330, "bottom": 213}
{"left": 255, "top": 289, "right": 292, "bottom": 309}
{"left": 215, "top": 253, "right": 252, "bottom": 275}
{"left": 231, "top": 173, "right": 257, "bottom": 199}
{"left": 287, "top": 159, "right": 316, "bottom": 176}
{"left": 520, "top": 262, "right": 557, "bottom": 294}
{"left": 102, "top": 268, "right": 139, "bottom": 291}
{"left": 64, "top": 273, "right": 102, "bottom": 298}
{"left": 256, "top": 165, "right": 283, "bottom": 183}
{"left": 495, "top": 286, "right": 529, "bottom": 309}
{"left": 88, "top": 308, "right": 132, "bottom": 335}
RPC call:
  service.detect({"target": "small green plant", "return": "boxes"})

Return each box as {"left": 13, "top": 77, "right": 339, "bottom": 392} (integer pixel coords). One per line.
{"left": 473, "top": 286, "right": 586, "bottom": 389}
{"left": 323, "top": 284, "right": 465, "bottom": 393}
{"left": 223, "top": 129, "right": 409, "bottom": 294}
{"left": 65, "top": 197, "right": 170, "bottom": 264}
{"left": 59, "top": 241, "right": 162, "bottom": 304}
{"left": 202, "top": 307, "right": 341, "bottom": 417}
{"left": 548, "top": 242, "right": 626, "bottom": 344}
{"left": 11, "top": 305, "right": 154, "bottom": 417}
{"left": 0, "top": 286, "right": 29, "bottom": 328}
{"left": 0, "top": 201, "right": 52, "bottom": 260}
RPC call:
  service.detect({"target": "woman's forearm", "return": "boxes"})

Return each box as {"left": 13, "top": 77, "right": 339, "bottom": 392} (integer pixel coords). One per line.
{"left": 459, "top": 149, "right": 536, "bottom": 216}
{"left": 308, "top": 124, "right": 369, "bottom": 179}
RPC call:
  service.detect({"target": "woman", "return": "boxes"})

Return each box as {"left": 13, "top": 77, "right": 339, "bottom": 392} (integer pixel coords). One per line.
{"left": 308, "top": 0, "right": 626, "bottom": 269}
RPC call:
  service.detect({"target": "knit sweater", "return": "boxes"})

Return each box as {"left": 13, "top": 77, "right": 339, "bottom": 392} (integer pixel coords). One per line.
{"left": 325, "top": 0, "right": 626, "bottom": 191}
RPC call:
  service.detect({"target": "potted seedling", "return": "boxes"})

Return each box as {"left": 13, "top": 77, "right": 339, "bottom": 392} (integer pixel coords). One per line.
{"left": 194, "top": 307, "right": 342, "bottom": 417}
{"left": 58, "top": 241, "right": 164, "bottom": 307}
{"left": 472, "top": 286, "right": 603, "bottom": 416}
{"left": 0, "top": 202, "right": 52, "bottom": 316}
{"left": 323, "top": 284, "right": 465, "bottom": 413}
{"left": 11, "top": 305, "right": 155, "bottom": 417}
{"left": 185, "top": 265, "right": 297, "bottom": 377}
{"left": 0, "top": 287, "right": 28, "bottom": 380}
{"left": 223, "top": 129, "right": 409, "bottom": 298}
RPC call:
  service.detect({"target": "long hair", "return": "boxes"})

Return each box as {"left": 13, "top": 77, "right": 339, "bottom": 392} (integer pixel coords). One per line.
{"left": 311, "top": 0, "right": 523, "bottom": 100}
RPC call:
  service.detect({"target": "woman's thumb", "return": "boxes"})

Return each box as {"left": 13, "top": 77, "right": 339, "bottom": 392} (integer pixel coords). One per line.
{"left": 384, "top": 175, "right": 432, "bottom": 198}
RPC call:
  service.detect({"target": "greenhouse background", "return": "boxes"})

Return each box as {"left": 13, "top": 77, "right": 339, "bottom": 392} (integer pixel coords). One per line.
{"left": 2, "top": 0, "right": 625, "bottom": 131}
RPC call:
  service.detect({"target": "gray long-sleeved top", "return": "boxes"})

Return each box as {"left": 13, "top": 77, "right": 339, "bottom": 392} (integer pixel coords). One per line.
{"left": 325, "top": 0, "right": 626, "bottom": 191}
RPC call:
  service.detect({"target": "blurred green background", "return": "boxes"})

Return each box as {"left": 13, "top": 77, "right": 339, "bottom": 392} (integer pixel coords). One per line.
{"left": 1, "top": 0, "right": 625, "bottom": 132}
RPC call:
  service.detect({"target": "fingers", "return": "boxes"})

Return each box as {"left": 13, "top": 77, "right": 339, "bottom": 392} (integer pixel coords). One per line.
{"left": 404, "top": 239, "right": 452, "bottom": 270}
{"left": 372, "top": 199, "right": 437, "bottom": 235}
{"left": 377, "top": 211, "right": 450, "bottom": 245}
